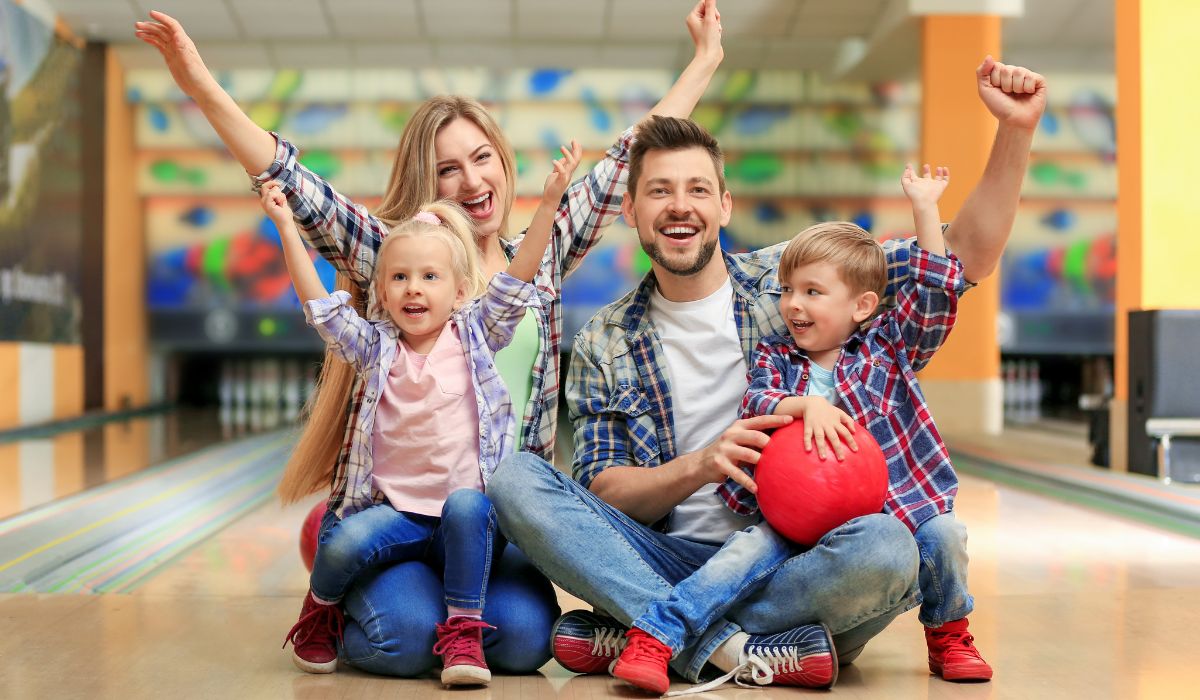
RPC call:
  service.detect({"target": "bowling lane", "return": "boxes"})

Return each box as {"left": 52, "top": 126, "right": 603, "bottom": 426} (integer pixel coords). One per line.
{"left": 0, "top": 408, "right": 235, "bottom": 520}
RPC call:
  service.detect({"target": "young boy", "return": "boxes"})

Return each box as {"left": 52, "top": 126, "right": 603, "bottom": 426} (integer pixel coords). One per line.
{"left": 610, "top": 164, "right": 992, "bottom": 695}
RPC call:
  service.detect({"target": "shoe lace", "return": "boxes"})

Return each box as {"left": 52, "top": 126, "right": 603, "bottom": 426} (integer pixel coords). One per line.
{"left": 663, "top": 651, "right": 776, "bottom": 697}
{"left": 939, "top": 629, "right": 984, "bottom": 660}
{"left": 743, "top": 644, "right": 803, "bottom": 679}
{"left": 622, "top": 633, "right": 672, "bottom": 666}
{"left": 282, "top": 601, "right": 344, "bottom": 650}
{"left": 433, "top": 618, "right": 495, "bottom": 659}
{"left": 591, "top": 625, "right": 626, "bottom": 658}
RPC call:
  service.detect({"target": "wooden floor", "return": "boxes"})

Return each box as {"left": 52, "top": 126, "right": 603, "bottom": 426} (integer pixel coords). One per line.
{"left": 4, "top": 461, "right": 1200, "bottom": 698}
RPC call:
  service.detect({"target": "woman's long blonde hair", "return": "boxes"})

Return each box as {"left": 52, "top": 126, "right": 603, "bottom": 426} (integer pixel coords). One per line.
{"left": 277, "top": 96, "right": 515, "bottom": 504}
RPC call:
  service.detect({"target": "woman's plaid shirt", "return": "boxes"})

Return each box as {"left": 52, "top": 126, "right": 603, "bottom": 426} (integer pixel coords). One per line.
{"left": 253, "top": 129, "right": 632, "bottom": 515}
{"left": 716, "top": 245, "right": 969, "bottom": 533}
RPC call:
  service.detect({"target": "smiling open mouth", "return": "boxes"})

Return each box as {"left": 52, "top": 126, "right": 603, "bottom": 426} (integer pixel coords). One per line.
{"left": 461, "top": 192, "right": 494, "bottom": 219}
{"left": 402, "top": 305, "right": 428, "bottom": 317}
{"left": 790, "top": 320, "right": 814, "bottom": 331}
{"left": 659, "top": 224, "right": 699, "bottom": 242}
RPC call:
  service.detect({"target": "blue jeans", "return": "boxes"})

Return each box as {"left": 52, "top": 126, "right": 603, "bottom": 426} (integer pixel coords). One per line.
{"left": 913, "top": 512, "right": 974, "bottom": 627}
{"left": 634, "top": 523, "right": 794, "bottom": 655}
{"left": 341, "top": 544, "right": 560, "bottom": 676}
{"left": 311, "top": 489, "right": 502, "bottom": 608}
{"left": 317, "top": 489, "right": 559, "bottom": 677}
{"left": 489, "top": 453, "right": 921, "bottom": 682}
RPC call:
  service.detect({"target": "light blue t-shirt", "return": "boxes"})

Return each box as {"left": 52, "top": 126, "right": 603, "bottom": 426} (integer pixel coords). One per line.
{"left": 804, "top": 362, "right": 836, "bottom": 402}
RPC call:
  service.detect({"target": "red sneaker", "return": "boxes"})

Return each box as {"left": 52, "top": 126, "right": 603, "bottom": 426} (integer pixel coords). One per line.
{"left": 282, "top": 590, "right": 344, "bottom": 674}
{"left": 926, "top": 618, "right": 993, "bottom": 682}
{"left": 611, "top": 628, "right": 673, "bottom": 695}
{"left": 434, "top": 616, "right": 495, "bottom": 686}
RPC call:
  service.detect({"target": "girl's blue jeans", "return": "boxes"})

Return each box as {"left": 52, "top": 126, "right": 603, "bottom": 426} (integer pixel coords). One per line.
{"left": 308, "top": 488, "right": 559, "bottom": 676}
{"left": 310, "top": 488, "right": 503, "bottom": 609}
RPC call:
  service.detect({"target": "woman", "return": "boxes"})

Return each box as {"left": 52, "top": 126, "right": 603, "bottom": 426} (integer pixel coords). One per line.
{"left": 135, "top": 1, "right": 724, "bottom": 677}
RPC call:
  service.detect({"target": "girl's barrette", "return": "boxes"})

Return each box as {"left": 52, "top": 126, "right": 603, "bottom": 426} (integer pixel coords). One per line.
{"left": 412, "top": 211, "right": 441, "bottom": 225}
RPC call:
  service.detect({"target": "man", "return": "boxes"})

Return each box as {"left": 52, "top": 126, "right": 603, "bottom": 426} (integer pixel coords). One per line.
{"left": 489, "top": 57, "right": 1046, "bottom": 688}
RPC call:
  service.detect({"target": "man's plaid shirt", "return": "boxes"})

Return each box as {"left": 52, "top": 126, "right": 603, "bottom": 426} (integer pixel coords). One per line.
{"left": 254, "top": 128, "right": 632, "bottom": 515}
{"left": 566, "top": 238, "right": 918, "bottom": 494}
{"left": 716, "top": 244, "right": 969, "bottom": 533}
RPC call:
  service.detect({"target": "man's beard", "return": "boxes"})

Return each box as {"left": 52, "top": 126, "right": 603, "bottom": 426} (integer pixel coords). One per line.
{"left": 641, "top": 236, "right": 718, "bottom": 277}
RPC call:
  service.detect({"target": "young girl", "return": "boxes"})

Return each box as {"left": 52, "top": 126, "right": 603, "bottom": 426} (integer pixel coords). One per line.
{"left": 263, "top": 141, "right": 582, "bottom": 685}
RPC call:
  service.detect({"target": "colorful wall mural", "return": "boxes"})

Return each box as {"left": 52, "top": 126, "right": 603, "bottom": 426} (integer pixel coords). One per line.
{"left": 128, "top": 66, "right": 1115, "bottom": 352}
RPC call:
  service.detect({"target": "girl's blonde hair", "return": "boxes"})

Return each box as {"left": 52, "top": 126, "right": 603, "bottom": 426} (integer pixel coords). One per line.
{"left": 372, "top": 200, "right": 487, "bottom": 312}
{"left": 278, "top": 96, "right": 511, "bottom": 505}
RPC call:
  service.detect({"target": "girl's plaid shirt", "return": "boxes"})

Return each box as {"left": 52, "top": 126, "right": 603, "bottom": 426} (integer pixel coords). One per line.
{"left": 254, "top": 128, "right": 632, "bottom": 515}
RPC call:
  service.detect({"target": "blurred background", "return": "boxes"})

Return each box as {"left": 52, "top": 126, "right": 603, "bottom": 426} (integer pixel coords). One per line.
{"left": 0, "top": 0, "right": 1190, "bottom": 529}
{"left": 6, "top": 3, "right": 1200, "bottom": 698}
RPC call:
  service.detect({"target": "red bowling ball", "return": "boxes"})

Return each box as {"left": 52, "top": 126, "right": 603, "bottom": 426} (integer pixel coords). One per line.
{"left": 754, "top": 419, "right": 888, "bottom": 547}
{"left": 299, "top": 501, "right": 325, "bottom": 572}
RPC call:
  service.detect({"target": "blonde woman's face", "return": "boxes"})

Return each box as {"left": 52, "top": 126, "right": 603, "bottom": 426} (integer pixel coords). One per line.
{"left": 377, "top": 236, "right": 467, "bottom": 352}
{"left": 434, "top": 118, "right": 508, "bottom": 239}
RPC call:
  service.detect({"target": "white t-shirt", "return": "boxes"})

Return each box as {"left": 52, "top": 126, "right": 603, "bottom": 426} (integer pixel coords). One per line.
{"left": 648, "top": 278, "right": 759, "bottom": 545}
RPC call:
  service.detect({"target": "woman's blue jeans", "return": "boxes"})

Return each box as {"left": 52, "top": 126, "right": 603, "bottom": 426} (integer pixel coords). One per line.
{"left": 308, "top": 489, "right": 560, "bottom": 676}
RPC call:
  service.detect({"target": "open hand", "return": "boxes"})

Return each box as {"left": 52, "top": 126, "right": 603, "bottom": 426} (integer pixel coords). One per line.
{"left": 134, "top": 11, "right": 211, "bottom": 100}
{"left": 901, "top": 164, "right": 950, "bottom": 210}
{"left": 976, "top": 56, "right": 1047, "bottom": 131}
{"left": 696, "top": 414, "right": 794, "bottom": 494}
{"left": 799, "top": 398, "right": 860, "bottom": 462}
{"left": 542, "top": 139, "right": 583, "bottom": 206}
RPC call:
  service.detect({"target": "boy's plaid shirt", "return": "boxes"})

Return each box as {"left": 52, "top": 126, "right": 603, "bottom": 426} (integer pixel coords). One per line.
{"left": 254, "top": 129, "right": 632, "bottom": 515}
{"left": 567, "top": 238, "right": 919, "bottom": 493}
{"left": 716, "top": 244, "right": 969, "bottom": 533}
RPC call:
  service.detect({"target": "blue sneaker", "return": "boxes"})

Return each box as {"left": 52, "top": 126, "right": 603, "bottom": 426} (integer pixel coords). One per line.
{"left": 684, "top": 623, "right": 838, "bottom": 694}
{"left": 551, "top": 610, "right": 628, "bottom": 674}
{"left": 738, "top": 623, "right": 838, "bottom": 689}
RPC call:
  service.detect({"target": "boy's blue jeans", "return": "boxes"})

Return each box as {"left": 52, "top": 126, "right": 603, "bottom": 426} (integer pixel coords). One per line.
{"left": 913, "top": 512, "right": 974, "bottom": 627}
{"left": 632, "top": 523, "right": 794, "bottom": 655}
{"left": 488, "top": 453, "right": 922, "bottom": 683}
{"left": 310, "top": 488, "right": 503, "bottom": 609}
{"left": 630, "top": 512, "right": 975, "bottom": 656}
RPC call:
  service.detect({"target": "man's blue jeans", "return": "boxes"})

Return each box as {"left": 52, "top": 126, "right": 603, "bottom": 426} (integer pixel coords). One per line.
{"left": 489, "top": 453, "right": 922, "bottom": 682}
{"left": 913, "top": 512, "right": 974, "bottom": 627}
{"left": 634, "top": 523, "right": 794, "bottom": 655}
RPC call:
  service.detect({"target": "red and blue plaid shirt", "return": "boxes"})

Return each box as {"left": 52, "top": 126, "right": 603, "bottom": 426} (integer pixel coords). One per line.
{"left": 254, "top": 128, "right": 632, "bottom": 515}
{"left": 717, "top": 244, "right": 968, "bottom": 533}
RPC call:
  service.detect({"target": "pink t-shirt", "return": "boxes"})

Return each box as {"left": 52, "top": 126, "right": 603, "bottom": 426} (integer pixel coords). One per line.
{"left": 371, "top": 322, "right": 482, "bottom": 517}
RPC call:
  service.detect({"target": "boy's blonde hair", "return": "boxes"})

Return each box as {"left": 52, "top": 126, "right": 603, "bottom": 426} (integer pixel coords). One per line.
{"left": 778, "top": 221, "right": 886, "bottom": 298}
{"left": 372, "top": 200, "right": 487, "bottom": 316}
